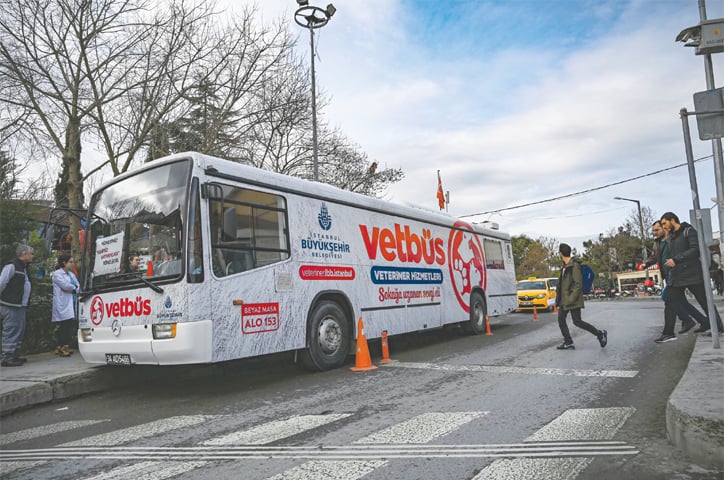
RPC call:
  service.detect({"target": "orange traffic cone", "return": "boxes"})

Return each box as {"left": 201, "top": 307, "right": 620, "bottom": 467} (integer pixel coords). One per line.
{"left": 380, "top": 330, "right": 394, "bottom": 363}
{"left": 146, "top": 260, "right": 153, "bottom": 276}
{"left": 350, "top": 317, "right": 377, "bottom": 372}
{"left": 533, "top": 307, "right": 538, "bottom": 322}
{"left": 553, "top": 303, "right": 558, "bottom": 313}
{"left": 485, "top": 315, "right": 493, "bottom": 335}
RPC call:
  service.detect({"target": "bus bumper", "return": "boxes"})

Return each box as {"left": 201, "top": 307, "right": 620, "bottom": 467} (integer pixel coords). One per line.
{"left": 78, "top": 320, "right": 213, "bottom": 365}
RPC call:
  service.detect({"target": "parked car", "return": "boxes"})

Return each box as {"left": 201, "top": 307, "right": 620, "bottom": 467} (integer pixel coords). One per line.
{"left": 543, "top": 277, "right": 559, "bottom": 291}
{"left": 516, "top": 278, "right": 557, "bottom": 312}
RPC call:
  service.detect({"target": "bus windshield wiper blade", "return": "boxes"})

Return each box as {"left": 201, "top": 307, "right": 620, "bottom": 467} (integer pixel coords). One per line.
{"left": 101, "top": 273, "right": 165, "bottom": 294}
{"left": 132, "top": 274, "right": 164, "bottom": 293}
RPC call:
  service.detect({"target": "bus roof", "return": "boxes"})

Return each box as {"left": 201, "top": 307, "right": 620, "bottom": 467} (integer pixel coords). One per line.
{"left": 97, "top": 152, "right": 511, "bottom": 241}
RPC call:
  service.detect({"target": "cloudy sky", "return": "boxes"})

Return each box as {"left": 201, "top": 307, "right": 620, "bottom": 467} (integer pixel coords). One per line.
{"left": 229, "top": 0, "right": 724, "bottom": 251}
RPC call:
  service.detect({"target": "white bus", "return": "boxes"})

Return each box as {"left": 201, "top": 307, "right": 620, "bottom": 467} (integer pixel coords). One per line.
{"left": 78, "top": 152, "right": 517, "bottom": 370}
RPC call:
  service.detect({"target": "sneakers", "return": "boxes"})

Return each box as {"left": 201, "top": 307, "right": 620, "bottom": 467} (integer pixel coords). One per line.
{"left": 679, "top": 321, "right": 696, "bottom": 334}
{"left": 556, "top": 342, "right": 575, "bottom": 350}
{"left": 694, "top": 324, "right": 711, "bottom": 334}
{"left": 1, "top": 358, "right": 25, "bottom": 367}
{"left": 655, "top": 334, "right": 677, "bottom": 343}
{"left": 598, "top": 330, "right": 608, "bottom": 348}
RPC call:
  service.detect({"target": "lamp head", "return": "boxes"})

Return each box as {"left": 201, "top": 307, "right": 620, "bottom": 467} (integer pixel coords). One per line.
{"left": 296, "top": 0, "right": 309, "bottom": 6}
{"left": 326, "top": 4, "right": 336, "bottom": 17}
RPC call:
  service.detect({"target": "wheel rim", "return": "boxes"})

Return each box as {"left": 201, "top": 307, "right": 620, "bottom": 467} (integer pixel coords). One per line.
{"left": 317, "top": 316, "right": 342, "bottom": 355}
{"left": 472, "top": 300, "right": 484, "bottom": 327}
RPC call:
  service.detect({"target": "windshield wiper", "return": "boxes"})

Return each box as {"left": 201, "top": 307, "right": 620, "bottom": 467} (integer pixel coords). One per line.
{"left": 129, "top": 273, "right": 164, "bottom": 294}
{"left": 101, "top": 273, "right": 165, "bottom": 294}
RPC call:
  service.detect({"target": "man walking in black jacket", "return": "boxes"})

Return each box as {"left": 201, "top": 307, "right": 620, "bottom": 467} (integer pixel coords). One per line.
{"left": 658, "top": 212, "right": 723, "bottom": 343}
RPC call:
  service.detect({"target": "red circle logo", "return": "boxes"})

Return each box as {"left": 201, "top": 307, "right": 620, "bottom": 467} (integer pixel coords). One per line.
{"left": 90, "top": 296, "right": 104, "bottom": 326}
{"left": 447, "top": 221, "right": 487, "bottom": 312}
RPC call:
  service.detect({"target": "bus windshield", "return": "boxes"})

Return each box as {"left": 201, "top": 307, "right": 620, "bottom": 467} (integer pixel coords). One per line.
{"left": 83, "top": 160, "right": 191, "bottom": 290}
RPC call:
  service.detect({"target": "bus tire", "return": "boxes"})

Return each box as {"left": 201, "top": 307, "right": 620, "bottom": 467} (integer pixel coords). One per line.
{"left": 299, "top": 300, "right": 351, "bottom": 371}
{"left": 461, "top": 291, "right": 487, "bottom": 335}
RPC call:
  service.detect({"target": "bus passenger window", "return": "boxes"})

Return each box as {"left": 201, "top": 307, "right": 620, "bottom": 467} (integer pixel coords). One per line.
{"left": 483, "top": 239, "right": 505, "bottom": 270}
{"left": 207, "top": 183, "right": 290, "bottom": 277}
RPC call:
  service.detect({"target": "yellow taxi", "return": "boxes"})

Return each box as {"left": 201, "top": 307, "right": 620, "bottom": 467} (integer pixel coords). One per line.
{"left": 516, "top": 277, "right": 557, "bottom": 312}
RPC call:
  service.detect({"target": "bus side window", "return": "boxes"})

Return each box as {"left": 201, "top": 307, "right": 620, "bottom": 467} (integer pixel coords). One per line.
{"left": 483, "top": 238, "right": 505, "bottom": 270}
{"left": 207, "top": 183, "right": 290, "bottom": 278}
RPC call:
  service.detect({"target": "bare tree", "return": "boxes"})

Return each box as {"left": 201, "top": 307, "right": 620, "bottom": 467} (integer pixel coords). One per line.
{"left": 0, "top": 0, "right": 157, "bottom": 255}
{"left": 101, "top": 4, "right": 298, "bottom": 173}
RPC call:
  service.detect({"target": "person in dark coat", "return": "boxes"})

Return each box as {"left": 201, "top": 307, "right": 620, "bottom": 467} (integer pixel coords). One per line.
{"left": 555, "top": 243, "right": 607, "bottom": 350}
{"left": 645, "top": 220, "right": 707, "bottom": 333}
{"left": 0, "top": 245, "right": 34, "bottom": 366}
{"left": 658, "top": 212, "right": 723, "bottom": 343}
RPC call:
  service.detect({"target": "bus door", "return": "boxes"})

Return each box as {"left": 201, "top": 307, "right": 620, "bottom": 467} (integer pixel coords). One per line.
{"left": 205, "top": 182, "right": 293, "bottom": 361}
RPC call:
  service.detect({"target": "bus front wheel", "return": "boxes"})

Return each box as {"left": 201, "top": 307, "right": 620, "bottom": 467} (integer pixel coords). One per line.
{"left": 461, "top": 291, "right": 487, "bottom": 335}
{"left": 299, "top": 301, "right": 351, "bottom": 371}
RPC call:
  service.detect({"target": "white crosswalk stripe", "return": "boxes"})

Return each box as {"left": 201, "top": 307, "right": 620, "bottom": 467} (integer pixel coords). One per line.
{"left": 202, "top": 414, "right": 352, "bottom": 446}
{"left": 0, "top": 415, "right": 214, "bottom": 478}
{"left": 0, "top": 409, "right": 637, "bottom": 480}
{"left": 266, "top": 411, "right": 486, "bottom": 480}
{"left": 383, "top": 361, "right": 639, "bottom": 378}
{"left": 74, "top": 413, "right": 353, "bottom": 480}
{"left": 0, "top": 420, "right": 109, "bottom": 447}
{"left": 471, "top": 407, "right": 636, "bottom": 479}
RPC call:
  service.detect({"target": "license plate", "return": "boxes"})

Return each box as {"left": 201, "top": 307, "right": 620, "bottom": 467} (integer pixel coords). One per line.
{"left": 105, "top": 353, "right": 131, "bottom": 365}
{"left": 520, "top": 301, "right": 532, "bottom": 306}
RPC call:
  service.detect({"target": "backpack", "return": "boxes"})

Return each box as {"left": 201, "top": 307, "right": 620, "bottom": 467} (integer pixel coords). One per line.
{"left": 581, "top": 264, "right": 595, "bottom": 294}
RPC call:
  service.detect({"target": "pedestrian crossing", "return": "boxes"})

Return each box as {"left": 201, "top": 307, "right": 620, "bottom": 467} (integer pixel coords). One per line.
{"left": 0, "top": 407, "right": 637, "bottom": 480}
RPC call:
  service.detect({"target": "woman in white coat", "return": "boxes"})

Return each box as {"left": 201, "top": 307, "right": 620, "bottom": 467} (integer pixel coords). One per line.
{"left": 51, "top": 254, "right": 79, "bottom": 357}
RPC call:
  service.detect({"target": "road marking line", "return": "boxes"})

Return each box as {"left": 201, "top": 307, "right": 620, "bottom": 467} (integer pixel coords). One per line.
{"left": 266, "top": 460, "right": 387, "bottom": 480}
{"left": 354, "top": 411, "right": 485, "bottom": 444}
{"left": 61, "top": 415, "right": 214, "bottom": 447}
{"left": 202, "top": 413, "right": 351, "bottom": 446}
{"left": 383, "top": 361, "right": 638, "bottom": 378}
{"left": 0, "top": 420, "right": 108, "bottom": 446}
{"left": 0, "top": 416, "right": 215, "bottom": 477}
{"left": 527, "top": 407, "right": 636, "bottom": 442}
{"left": 72, "top": 414, "right": 351, "bottom": 480}
{"left": 80, "top": 460, "right": 208, "bottom": 480}
{"left": 472, "top": 407, "right": 636, "bottom": 479}
{"left": 263, "top": 411, "right": 485, "bottom": 480}
{"left": 0, "top": 442, "right": 639, "bottom": 460}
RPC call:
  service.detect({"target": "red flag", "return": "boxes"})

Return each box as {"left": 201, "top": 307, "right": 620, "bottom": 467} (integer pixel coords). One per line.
{"left": 436, "top": 170, "right": 445, "bottom": 210}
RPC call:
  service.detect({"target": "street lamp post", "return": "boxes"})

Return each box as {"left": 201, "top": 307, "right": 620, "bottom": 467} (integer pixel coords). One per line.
{"left": 614, "top": 197, "right": 648, "bottom": 273}
{"left": 294, "top": 1, "right": 336, "bottom": 182}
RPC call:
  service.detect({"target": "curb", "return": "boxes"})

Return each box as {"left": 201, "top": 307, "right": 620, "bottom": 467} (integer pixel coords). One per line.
{"left": 666, "top": 334, "right": 724, "bottom": 470}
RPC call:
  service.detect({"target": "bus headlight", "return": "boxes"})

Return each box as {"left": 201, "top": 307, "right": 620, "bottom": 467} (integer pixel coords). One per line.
{"left": 152, "top": 323, "right": 177, "bottom": 339}
{"left": 80, "top": 328, "right": 92, "bottom": 342}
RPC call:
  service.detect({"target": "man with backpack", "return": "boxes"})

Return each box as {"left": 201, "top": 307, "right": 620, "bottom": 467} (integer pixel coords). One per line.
{"left": 555, "top": 243, "right": 608, "bottom": 350}
{"left": 658, "top": 212, "right": 723, "bottom": 343}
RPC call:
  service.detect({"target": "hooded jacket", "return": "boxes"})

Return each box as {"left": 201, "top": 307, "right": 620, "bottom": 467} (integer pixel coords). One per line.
{"left": 557, "top": 257, "right": 585, "bottom": 310}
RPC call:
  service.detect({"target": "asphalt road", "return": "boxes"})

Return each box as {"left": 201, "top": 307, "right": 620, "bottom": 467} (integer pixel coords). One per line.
{"left": 1, "top": 300, "right": 722, "bottom": 480}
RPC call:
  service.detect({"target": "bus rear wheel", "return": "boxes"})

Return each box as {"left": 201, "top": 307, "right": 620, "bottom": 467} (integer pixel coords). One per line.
{"left": 461, "top": 291, "right": 487, "bottom": 335}
{"left": 299, "top": 300, "right": 351, "bottom": 371}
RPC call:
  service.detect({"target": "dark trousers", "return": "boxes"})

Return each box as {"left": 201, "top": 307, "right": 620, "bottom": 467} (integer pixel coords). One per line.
{"left": 55, "top": 320, "right": 76, "bottom": 348}
{"left": 663, "top": 283, "right": 723, "bottom": 336}
{"left": 558, "top": 307, "right": 600, "bottom": 344}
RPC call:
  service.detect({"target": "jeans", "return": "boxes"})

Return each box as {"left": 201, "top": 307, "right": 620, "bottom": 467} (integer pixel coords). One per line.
{"left": 662, "top": 282, "right": 707, "bottom": 325}
{"left": 1, "top": 305, "right": 27, "bottom": 361}
{"left": 680, "top": 299, "right": 707, "bottom": 325}
{"left": 558, "top": 307, "right": 600, "bottom": 344}
{"left": 663, "top": 283, "right": 723, "bottom": 336}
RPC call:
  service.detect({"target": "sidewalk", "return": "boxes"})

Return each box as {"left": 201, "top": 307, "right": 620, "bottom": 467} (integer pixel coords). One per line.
{"left": 1, "top": 307, "right": 723, "bottom": 469}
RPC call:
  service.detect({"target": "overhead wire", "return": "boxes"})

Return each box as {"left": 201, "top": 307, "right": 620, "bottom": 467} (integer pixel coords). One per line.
{"left": 459, "top": 154, "right": 713, "bottom": 218}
